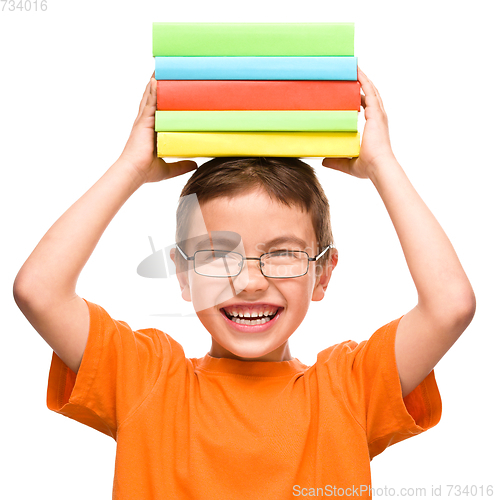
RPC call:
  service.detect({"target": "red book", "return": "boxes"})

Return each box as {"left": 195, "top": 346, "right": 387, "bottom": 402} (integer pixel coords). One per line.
{"left": 157, "top": 80, "right": 361, "bottom": 111}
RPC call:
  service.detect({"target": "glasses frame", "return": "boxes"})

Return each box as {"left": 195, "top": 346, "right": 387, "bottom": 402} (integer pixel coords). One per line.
{"left": 175, "top": 244, "right": 333, "bottom": 279}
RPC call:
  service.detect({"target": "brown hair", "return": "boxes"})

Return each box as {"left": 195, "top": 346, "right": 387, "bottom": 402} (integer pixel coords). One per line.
{"left": 175, "top": 157, "right": 333, "bottom": 271}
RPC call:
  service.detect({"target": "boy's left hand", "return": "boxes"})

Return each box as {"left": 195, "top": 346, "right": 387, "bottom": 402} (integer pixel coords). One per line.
{"left": 322, "top": 67, "right": 396, "bottom": 179}
{"left": 324, "top": 68, "right": 476, "bottom": 400}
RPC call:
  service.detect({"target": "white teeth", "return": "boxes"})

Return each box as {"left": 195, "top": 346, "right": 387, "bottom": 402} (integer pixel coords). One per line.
{"left": 224, "top": 307, "right": 279, "bottom": 321}
{"left": 230, "top": 317, "right": 270, "bottom": 325}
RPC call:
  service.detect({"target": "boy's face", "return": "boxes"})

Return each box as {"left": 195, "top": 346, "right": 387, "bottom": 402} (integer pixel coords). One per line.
{"left": 171, "top": 188, "right": 337, "bottom": 362}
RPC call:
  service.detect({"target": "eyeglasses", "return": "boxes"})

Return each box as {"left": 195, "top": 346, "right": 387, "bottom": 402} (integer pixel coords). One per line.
{"left": 175, "top": 245, "right": 332, "bottom": 279}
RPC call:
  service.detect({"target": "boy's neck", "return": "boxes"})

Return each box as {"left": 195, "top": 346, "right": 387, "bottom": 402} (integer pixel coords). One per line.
{"left": 208, "top": 338, "right": 293, "bottom": 362}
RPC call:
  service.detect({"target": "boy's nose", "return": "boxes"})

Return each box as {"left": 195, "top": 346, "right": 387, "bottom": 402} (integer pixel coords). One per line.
{"left": 233, "top": 258, "right": 269, "bottom": 293}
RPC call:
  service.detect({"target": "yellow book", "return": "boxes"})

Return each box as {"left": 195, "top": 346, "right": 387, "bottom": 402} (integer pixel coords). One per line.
{"left": 157, "top": 131, "right": 360, "bottom": 158}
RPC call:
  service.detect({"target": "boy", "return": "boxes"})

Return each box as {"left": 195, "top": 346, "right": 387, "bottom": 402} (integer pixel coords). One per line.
{"left": 13, "top": 68, "right": 475, "bottom": 499}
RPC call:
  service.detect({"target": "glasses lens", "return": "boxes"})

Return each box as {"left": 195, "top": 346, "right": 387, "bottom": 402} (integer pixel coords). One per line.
{"left": 195, "top": 250, "right": 243, "bottom": 277}
{"left": 262, "top": 251, "right": 308, "bottom": 278}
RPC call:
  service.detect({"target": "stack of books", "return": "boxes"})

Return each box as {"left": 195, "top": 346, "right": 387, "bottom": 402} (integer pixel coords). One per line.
{"left": 152, "top": 22, "right": 360, "bottom": 158}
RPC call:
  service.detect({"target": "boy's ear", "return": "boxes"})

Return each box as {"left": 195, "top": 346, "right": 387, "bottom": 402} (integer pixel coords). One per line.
{"left": 312, "top": 248, "right": 338, "bottom": 302}
{"left": 170, "top": 248, "right": 192, "bottom": 302}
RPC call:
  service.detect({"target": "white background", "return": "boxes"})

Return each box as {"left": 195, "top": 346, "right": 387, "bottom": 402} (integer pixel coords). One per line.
{"left": 1, "top": 0, "right": 494, "bottom": 498}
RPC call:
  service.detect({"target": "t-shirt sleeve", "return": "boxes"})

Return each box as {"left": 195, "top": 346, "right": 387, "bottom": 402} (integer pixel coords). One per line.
{"left": 46, "top": 298, "right": 186, "bottom": 439}
{"left": 318, "top": 317, "right": 442, "bottom": 460}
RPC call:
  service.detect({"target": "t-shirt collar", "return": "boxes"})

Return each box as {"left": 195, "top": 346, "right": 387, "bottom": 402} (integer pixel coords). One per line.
{"left": 195, "top": 353, "right": 308, "bottom": 377}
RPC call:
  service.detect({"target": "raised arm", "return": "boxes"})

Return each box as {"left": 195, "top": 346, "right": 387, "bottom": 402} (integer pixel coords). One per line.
{"left": 322, "top": 68, "right": 476, "bottom": 398}
{"left": 13, "top": 76, "right": 196, "bottom": 374}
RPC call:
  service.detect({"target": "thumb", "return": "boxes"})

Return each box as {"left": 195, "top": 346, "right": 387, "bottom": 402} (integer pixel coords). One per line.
{"left": 162, "top": 159, "right": 198, "bottom": 180}
{"left": 322, "top": 157, "right": 356, "bottom": 175}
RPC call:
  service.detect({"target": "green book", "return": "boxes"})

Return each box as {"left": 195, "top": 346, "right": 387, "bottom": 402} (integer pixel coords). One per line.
{"left": 152, "top": 23, "right": 354, "bottom": 57}
{"left": 155, "top": 111, "right": 358, "bottom": 132}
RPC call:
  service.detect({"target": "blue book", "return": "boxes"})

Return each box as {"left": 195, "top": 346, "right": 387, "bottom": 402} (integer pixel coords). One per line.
{"left": 154, "top": 56, "right": 358, "bottom": 81}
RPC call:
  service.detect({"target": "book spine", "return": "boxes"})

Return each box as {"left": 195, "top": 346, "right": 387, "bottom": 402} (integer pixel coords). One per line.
{"left": 154, "top": 57, "right": 358, "bottom": 81}
{"left": 155, "top": 111, "right": 358, "bottom": 132}
{"left": 152, "top": 22, "right": 354, "bottom": 56}
{"left": 157, "top": 132, "right": 360, "bottom": 158}
{"left": 156, "top": 81, "right": 361, "bottom": 111}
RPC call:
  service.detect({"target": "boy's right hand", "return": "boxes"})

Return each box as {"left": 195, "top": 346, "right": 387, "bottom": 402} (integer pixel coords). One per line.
{"left": 13, "top": 74, "right": 197, "bottom": 376}
{"left": 118, "top": 74, "right": 197, "bottom": 184}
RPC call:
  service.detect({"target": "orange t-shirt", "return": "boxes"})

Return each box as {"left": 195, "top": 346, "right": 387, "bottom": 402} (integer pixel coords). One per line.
{"left": 47, "top": 299, "right": 441, "bottom": 499}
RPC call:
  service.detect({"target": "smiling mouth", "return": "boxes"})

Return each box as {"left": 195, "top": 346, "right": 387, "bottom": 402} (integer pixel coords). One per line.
{"left": 221, "top": 308, "right": 282, "bottom": 325}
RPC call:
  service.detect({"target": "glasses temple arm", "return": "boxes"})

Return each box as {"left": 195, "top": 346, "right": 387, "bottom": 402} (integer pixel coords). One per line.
{"left": 311, "top": 244, "right": 333, "bottom": 262}
{"left": 176, "top": 244, "right": 194, "bottom": 261}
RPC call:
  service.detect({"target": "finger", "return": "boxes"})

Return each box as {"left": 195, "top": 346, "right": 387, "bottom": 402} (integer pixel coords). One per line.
{"left": 367, "top": 78, "right": 385, "bottom": 112}
{"left": 358, "top": 67, "right": 386, "bottom": 113}
{"left": 357, "top": 67, "right": 381, "bottom": 110}
{"left": 133, "top": 80, "right": 152, "bottom": 128}
{"left": 151, "top": 76, "right": 157, "bottom": 97}
{"left": 136, "top": 78, "right": 158, "bottom": 126}
{"left": 360, "top": 93, "right": 366, "bottom": 109}
{"left": 163, "top": 159, "right": 198, "bottom": 179}
{"left": 357, "top": 67, "right": 375, "bottom": 96}
{"left": 137, "top": 78, "right": 153, "bottom": 117}
{"left": 142, "top": 77, "right": 158, "bottom": 117}
{"left": 322, "top": 157, "right": 353, "bottom": 175}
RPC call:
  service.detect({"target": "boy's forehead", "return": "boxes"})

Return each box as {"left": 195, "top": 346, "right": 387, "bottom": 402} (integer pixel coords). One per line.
{"left": 181, "top": 205, "right": 242, "bottom": 252}
{"left": 182, "top": 194, "right": 317, "bottom": 253}
{"left": 180, "top": 231, "right": 243, "bottom": 252}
